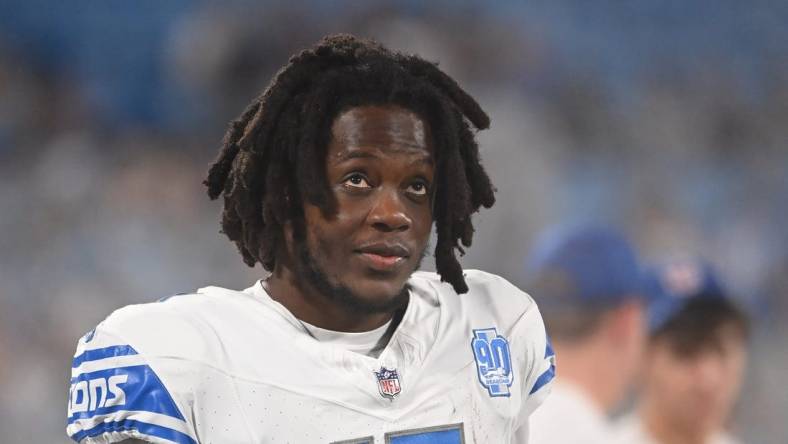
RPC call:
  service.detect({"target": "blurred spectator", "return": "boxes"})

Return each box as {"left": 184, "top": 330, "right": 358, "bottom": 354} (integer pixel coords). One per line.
{"left": 614, "top": 259, "right": 749, "bottom": 444}
{"left": 526, "top": 225, "right": 647, "bottom": 444}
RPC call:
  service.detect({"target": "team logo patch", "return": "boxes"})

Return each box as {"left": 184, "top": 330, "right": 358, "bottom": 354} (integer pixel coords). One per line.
{"left": 471, "top": 327, "right": 514, "bottom": 397}
{"left": 374, "top": 367, "right": 401, "bottom": 400}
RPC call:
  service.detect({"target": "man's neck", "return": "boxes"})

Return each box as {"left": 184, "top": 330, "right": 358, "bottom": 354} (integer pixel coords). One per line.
{"left": 551, "top": 340, "right": 623, "bottom": 413}
{"left": 264, "top": 265, "right": 395, "bottom": 332}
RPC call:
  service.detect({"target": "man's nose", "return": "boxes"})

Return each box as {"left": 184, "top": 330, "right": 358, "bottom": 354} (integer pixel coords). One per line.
{"left": 367, "top": 188, "right": 411, "bottom": 232}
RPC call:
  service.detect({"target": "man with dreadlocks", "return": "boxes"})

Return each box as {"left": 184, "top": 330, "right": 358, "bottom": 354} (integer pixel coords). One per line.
{"left": 66, "top": 35, "right": 554, "bottom": 444}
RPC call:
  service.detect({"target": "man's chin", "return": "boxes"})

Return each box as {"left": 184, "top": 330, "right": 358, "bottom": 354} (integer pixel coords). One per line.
{"left": 296, "top": 242, "right": 411, "bottom": 315}
{"left": 332, "top": 281, "right": 411, "bottom": 315}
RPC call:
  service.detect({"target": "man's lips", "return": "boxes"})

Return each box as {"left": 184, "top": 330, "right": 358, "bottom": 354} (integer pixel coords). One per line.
{"left": 360, "top": 253, "right": 406, "bottom": 268}
{"left": 355, "top": 243, "right": 410, "bottom": 271}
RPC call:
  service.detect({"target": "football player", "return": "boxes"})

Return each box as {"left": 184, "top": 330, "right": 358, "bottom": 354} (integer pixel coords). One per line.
{"left": 66, "top": 34, "right": 555, "bottom": 443}
{"left": 613, "top": 259, "right": 749, "bottom": 444}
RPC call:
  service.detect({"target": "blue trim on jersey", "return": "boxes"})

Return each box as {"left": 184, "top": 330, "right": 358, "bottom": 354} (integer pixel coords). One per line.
{"left": 68, "top": 365, "right": 186, "bottom": 423}
{"left": 545, "top": 337, "right": 555, "bottom": 359}
{"left": 69, "top": 419, "right": 196, "bottom": 444}
{"left": 389, "top": 429, "right": 463, "bottom": 443}
{"left": 529, "top": 339, "right": 556, "bottom": 395}
{"left": 387, "top": 424, "right": 464, "bottom": 444}
{"left": 529, "top": 364, "right": 555, "bottom": 395}
{"left": 72, "top": 345, "right": 138, "bottom": 368}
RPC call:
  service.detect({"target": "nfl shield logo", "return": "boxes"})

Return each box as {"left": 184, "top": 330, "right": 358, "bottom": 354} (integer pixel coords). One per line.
{"left": 374, "top": 367, "right": 401, "bottom": 400}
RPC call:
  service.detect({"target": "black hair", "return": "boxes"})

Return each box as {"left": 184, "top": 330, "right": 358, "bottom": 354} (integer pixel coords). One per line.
{"left": 203, "top": 34, "right": 495, "bottom": 293}
{"left": 651, "top": 298, "right": 750, "bottom": 356}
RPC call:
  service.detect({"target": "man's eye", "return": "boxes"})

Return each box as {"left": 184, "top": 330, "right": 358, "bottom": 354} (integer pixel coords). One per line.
{"left": 407, "top": 182, "right": 429, "bottom": 196}
{"left": 344, "top": 174, "right": 370, "bottom": 188}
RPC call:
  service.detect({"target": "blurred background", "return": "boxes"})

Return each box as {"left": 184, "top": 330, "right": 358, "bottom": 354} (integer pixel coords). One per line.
{"left": 0, "top": 0, "right": 786, "bottom": 442}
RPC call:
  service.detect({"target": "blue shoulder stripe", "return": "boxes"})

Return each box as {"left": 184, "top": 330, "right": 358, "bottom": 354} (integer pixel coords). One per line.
{"left": 545, "top": 337, "right": 555, "bottom": 359}
{"left": 529, "top": 364, "right": 556, "bottom": 395}
{"left": 70, "top": 419, "right": 196, "bottom": 444}
{"left": 68, "top": 365, "right": 185, "bottom": 423}
{"left": 529, "top": 338, "right": 556, "bottom": 395}
{"left": 72, "top": 345, "right": 138, "bottom": 368}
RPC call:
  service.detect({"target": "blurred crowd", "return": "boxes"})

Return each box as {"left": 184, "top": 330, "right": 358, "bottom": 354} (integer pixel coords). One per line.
{"left": 0, "top": 1, "right": 786, "bottom": 442}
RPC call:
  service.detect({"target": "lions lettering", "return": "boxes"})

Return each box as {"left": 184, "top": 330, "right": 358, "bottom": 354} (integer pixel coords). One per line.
{"left": 68, "top": 374, "right": 128, "bottom": 415}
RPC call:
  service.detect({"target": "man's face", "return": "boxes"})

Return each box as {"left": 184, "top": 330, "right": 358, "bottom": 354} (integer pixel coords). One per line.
{"left": 643, "top": 326, "right": 747, "bottom": 435}
{"left": 295, "top": 104, "right": 434, "bottom": 313}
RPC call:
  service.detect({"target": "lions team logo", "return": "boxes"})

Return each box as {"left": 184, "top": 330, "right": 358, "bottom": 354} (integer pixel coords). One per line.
{"left": 471, "top": 327, "right": 514, "bottom": 397}
{"left": 374, "top": 367, "right": 401, "bottom": 400}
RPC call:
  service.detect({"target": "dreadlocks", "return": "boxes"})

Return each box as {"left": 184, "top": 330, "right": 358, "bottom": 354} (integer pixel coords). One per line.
{"left": 204, "top": 34, "right": 495, "bottom": 294}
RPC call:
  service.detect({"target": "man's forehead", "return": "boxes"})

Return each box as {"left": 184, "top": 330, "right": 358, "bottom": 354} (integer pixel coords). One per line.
{"left": 329, "top": 105, "right": 433, "bottom": 156}
{"left": 330, "top": 146, "right": 433, "bottom": 165}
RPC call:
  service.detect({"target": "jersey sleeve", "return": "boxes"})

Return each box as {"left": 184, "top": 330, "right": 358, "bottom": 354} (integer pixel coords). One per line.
{"left": 514, "top": 299, "right": 556, "bottom": 433}
{"left": 66, "top": 314, "right": 198, "bottom": 444}
{"left": 459, "top": 269, "right": 556, "bottom": 427}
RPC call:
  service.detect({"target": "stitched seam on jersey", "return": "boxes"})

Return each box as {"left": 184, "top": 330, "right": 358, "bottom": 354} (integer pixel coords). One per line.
{"left": 476, "top": 272, "right": 536, "bottom": 329}
{"left": 175, "top": 305, "right": 258, "bottom": 442}
{"left": 508, "top": 303, "right": 550, "bottom": 430}
{"left": 107, "top": 328, "right": 199, "bottom": 442}
{"left": 228, "top": 374, "right": 259, "bottom": 442}
{"left": 506, "top": 295, "right": 537, "bottom": 338}
{"left": 417, "top": 276, "right": 444, "bottom": 365}
{"left": 375, "top": 289, "right": 417, "bottom": 360}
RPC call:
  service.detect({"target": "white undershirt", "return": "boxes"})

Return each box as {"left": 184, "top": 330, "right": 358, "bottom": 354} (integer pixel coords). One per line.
{"left": 300, "top": 318, "right": 394, "bottom": 358}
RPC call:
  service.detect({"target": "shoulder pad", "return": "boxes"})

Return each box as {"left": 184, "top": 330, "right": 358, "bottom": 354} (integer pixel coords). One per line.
{"left": 66, "top": 309, "right": 197, "bottom": 443}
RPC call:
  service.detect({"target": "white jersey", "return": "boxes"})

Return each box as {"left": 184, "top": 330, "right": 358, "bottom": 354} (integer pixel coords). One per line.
{"left": 612, "top": 413, "right": 742, "bottom": 444}
{"left": 529, "top": 382, "right": 612, "bottom": 444}
{"left": 66, "top": 269, "right": 555, "bottom": 444}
